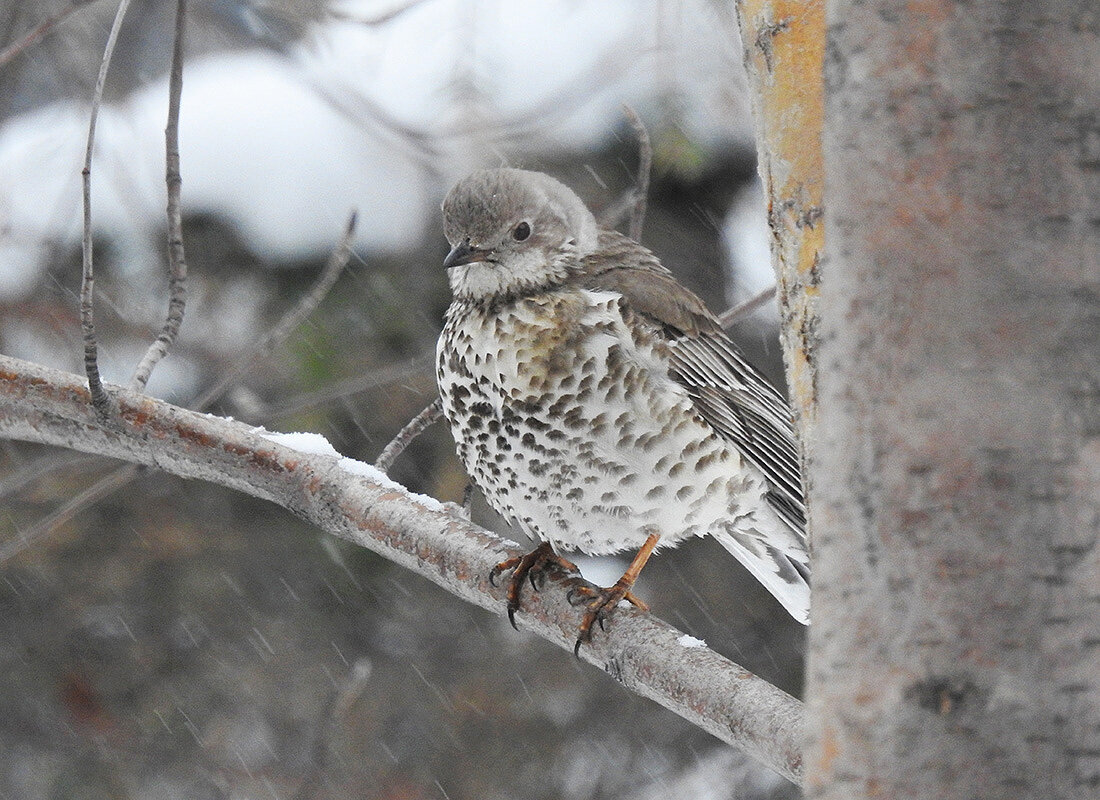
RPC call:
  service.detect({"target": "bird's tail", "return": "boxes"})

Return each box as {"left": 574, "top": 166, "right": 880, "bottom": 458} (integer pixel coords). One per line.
{"left": 711, "top": 516, "right": 810, "bottom": 625}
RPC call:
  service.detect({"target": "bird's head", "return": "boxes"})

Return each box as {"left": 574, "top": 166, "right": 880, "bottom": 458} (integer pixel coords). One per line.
{"left": 441, "top": 168, "right": 599, "bottom": 303}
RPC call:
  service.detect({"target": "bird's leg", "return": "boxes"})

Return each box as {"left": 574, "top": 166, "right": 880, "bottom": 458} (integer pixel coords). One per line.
{"left": 568, "top": 533, "right": 660, "bottom": 654}
{"left": 490, "top": 541, "right": 581, "bottom": 630}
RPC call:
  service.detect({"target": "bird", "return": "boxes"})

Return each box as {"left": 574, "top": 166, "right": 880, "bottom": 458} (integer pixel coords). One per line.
{"left": 435, "top": 167, "right": 809, "bottom": 648}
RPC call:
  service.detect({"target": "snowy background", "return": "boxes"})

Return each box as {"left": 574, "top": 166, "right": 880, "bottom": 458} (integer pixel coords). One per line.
{"left": 0, "top": 2, "right": 801, "bottom": 798}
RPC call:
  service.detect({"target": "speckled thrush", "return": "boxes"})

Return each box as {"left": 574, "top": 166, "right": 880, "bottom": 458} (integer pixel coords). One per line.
{"left": 436, "top": 168, "right": 809, "bottom": 647}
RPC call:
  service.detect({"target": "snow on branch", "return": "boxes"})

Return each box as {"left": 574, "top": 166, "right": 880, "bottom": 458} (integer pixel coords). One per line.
{"left": 0, "top": 353, "right": 804, "bottom": 785}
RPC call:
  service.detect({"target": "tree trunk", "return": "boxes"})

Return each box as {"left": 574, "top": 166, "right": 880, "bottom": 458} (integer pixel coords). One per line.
{"left": 734, "top": 0, "right": 826, "bottom": 435}
{"left": 807, "top": 1, "right": 1100, "bottom": 798}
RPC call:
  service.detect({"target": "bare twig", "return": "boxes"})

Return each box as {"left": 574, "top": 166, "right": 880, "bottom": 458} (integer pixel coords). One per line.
{"left": 597, "top": 106, "right": 654, "bottom": 235}
{"left": 374, "top": 397, "right": 443, "bottom": 474}
{"left": 0, "top": 463, "right": 139, "bottom": 564}
{"left": 596, "top": 191, "right": 635, "bottom": 231}
{"left": 0, "top": 353, "right": 805, "bottom": 785}
{"left": 717, "top": 286, "right": 778, "bottom": 329}
{"left": 300, "top": 29, "right": 642, "bottom": 169}
{"left": 445, "top": 44, "right": 640, "bottom": 146}
{"left": 622, "top": 105, "right": 652, "bottom": 242}
{"left": 0, "top": 1, "right": 100, "bottom": 68}
{"left": 131, "top": 0, "right": 188, "bottom": 391}
{"left": 81, "top": 0, "right": 134, "bottom": 413}
{"left": 300, "top": 74, "right": 441, "bottom": 164}
{"left": 260, "top": 353, "right": 433, "bottom": 421}
{"left": 293, "top": 659, "right": 372, "bottom": 800}
{"left": 192, "top": 212, "right": 358, "bottom": 412}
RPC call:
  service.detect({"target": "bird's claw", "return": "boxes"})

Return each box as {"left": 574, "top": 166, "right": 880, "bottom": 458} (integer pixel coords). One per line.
{"left": 492, "top": 547, "right": 650, "bottom": 652}
{"left": 528, "top": 569, "right": 545, "bottom": 593}
{"left": 489, "top": 555, "right": 522, "bottom": 588}
{"left": 490, "top": 543, "right": 580, "bottom": 630}
{"left": 568, "top": 582, "right": 649, "bottom": 655}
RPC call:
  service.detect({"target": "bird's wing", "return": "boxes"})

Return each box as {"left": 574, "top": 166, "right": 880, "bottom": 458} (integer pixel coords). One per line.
{"left": 577, "top": 231, "right": 806, "bottom": 533}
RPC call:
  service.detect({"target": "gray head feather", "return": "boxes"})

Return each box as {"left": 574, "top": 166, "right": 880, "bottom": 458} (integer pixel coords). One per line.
{"left": 441, "top": 168, "right": 599, "bottom": 302}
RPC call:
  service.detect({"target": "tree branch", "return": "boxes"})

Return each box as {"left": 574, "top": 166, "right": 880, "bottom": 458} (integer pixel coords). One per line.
{"left": 0, "top": 353, "right": 804, "bottom": 786}
{"left": 0, "top": 1, "right": 100, "bottom": 69}
{"left": 622, "top": 104, "right": 652, "bottom": 242}
{"left": 0, "top": 462, "right": 138, "bottom": 564}
{"left": 192, "top": 212, "right": 358, "bottom": 413}
{"left": 717, "top": 285, "right": 778, "bottom": 329}
{"left": 293, "top": 657, "right": 373, "bottom": 800}
{"left": 81, "top": 0, "right": 134, "bottom": 413}
{"left": 260, "top": 353, "right": 432, "bottom": 421}
{"left": 374, "top": 397, "right": 442, "bottom": 474}
{"left": 131, "top": 0, "right": 188, "bottom": 392}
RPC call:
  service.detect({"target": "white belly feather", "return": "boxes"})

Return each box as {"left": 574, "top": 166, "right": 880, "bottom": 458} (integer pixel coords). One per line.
{"left": 437, "top": 290, "right": 770, "bottom": 555}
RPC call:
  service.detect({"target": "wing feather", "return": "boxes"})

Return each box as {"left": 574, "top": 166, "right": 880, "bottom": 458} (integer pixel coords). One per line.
{"left": 576, "top": 230, "right": 806, "bottom": 533}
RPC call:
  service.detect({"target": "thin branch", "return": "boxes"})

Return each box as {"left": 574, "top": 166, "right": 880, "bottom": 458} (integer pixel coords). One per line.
{"left": 0, "top": 353, "right": 805, "bottom": 785}
{"left": 597, "top": 108, "right": 655, "bottom": 234}
{"left": 131, "top": 0, "right": 188, "bottom": 391}
{"left": 622, "top": 104, "right": 652, "bottom": 242}
{"left": 191, "top": 212, "right": 358, "bottom": 412}
{"left": 0, "top": 1, "right": 100, "bottom": 68}
{"left": 374, "top": 397, "right": 442, "bottom": 474}
{"left": 597, "top": 191, "right": 634, "bottom": 231}
{"left": 716, "top": 285, "right": 778, "bottom": 329}
{"left": 0, "top": 451, "right": 115, "bottom": 566}
{"left": 293, "top": 658, "right": 372, "bottom": 800}
{"left": 0, "top": 463, "right": 139, "bottom": 564}
{"left": 300, "top": 30, "right": 644, "bottom": 169}
{"left": 81, "top": 0, "right": 134, "bottom": 413}
{"left": 299, "top": 73, "right": 441, "bottom": 165}
{"left": 259, "top": 352, "right": 432, "bottom": 421}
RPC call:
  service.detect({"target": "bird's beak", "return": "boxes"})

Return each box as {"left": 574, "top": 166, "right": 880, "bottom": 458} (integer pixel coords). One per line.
{"left": 443, "top": 240, "right": 490, "bottom": 269}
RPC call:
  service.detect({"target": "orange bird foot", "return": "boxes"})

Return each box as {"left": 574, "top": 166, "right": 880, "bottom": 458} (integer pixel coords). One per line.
{"left": 489, "top": 541, "right": 580, "bottom": 629}
{"left": 565, "top": 580, "right": 649, "bottom": 655}
{"left": 492, "top": 533, "right": 660, "bottom": 653}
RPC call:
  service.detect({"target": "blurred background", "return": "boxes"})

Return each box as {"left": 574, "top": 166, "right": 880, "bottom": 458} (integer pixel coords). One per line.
{"left": 0, "top": 1, "right": 803, "bottom": 798}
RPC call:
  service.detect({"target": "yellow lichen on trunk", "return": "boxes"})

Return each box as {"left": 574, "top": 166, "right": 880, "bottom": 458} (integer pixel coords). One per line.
{"left": 734, "top": 0, "right": 824, "bottom": 437}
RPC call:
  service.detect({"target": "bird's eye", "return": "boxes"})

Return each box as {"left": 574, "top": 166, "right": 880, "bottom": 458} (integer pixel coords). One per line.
{"left": 512, "top": 221, "right": 531, "bottom": 241}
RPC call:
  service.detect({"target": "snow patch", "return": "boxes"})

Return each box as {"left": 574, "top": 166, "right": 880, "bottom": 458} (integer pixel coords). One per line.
{"left": 258, "top": 430, "right": 342, "bottom": 457}
{"left": 338, "top": 457, "right": 446, "bottom": 513}
{"left": 677, "top": 634, "right": 707, "bottom": 649}
{"left": 254, "top": 428, "right": 447, "bottom": 512}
